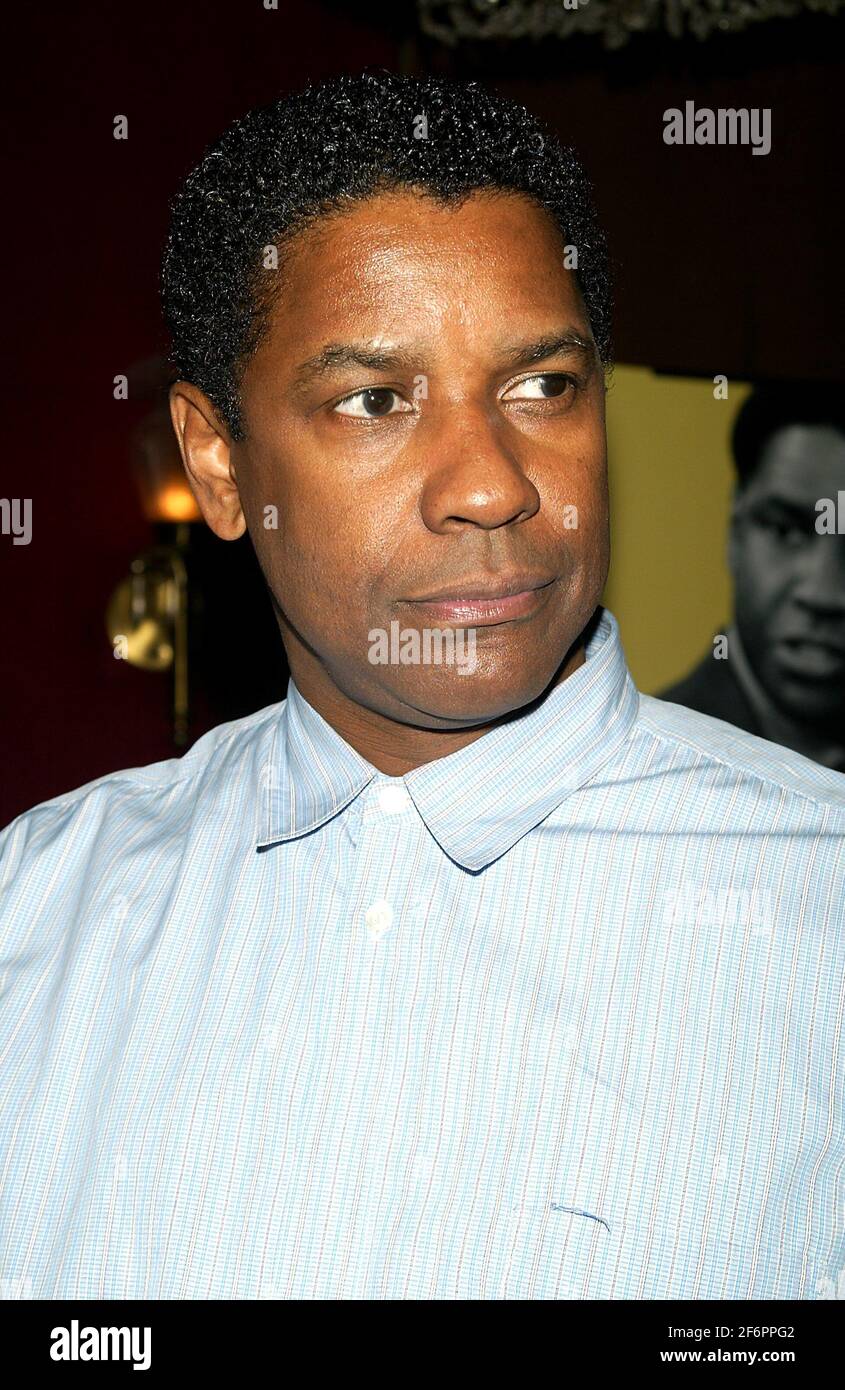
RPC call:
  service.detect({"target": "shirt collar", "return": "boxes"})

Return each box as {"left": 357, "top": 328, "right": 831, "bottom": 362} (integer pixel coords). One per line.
{"left": 256, "top": 607, "right": 640, "bottom": 871}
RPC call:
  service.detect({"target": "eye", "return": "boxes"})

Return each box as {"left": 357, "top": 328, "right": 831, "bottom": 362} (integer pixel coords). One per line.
{"left": 333, "top": 388, "right": 413, "bottom": 419}
{"left": 774, "top": 521, "right": 806, "bottom": 546}
{"left": 757, "top": 514, "right": 809, "bottom": 548}
{"left": 501, "top": 372, "right": 576, "bottom": 403}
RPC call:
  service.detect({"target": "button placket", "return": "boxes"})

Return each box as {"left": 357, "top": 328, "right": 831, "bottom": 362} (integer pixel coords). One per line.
{"left": 359, "top": 781, "right": 414, "bottom": 939}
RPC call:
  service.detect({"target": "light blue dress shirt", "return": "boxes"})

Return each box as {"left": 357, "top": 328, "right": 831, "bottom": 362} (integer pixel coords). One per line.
{"left": 1, "top": 610, "right": 843, "bottom": 1300}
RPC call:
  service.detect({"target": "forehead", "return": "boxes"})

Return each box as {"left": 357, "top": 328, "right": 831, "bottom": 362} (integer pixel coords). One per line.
{"left": 286, "top": 184, "right": 564, "bottom": 260}
{"left": 748, "top": 423, "right": 845, "bottom": 503}
{"left": 263, "top": 187, "right": 585, "bottom": 351}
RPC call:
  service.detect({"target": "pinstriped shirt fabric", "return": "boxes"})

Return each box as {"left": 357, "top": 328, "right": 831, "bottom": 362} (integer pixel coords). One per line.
{"left": 1, "top": 609, "right": 844, "bottom": 1301}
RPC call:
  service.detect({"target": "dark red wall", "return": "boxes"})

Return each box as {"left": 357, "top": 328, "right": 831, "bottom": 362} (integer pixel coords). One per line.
{"left": 1, "top": 0, "right": 400, "bottom": 826}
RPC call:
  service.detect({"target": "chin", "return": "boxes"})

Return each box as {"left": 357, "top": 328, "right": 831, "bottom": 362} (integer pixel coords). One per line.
{"left": 388, "top": 661, "right": 556, "bottom": 727}
{"left": 767, "top": 676, "right": 841, "bottom": 726}
{"left": 783, "top": 696, "right": 842, "bottom": 726}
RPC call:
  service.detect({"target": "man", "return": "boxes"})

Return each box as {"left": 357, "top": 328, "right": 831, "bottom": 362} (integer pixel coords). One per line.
{"left": 1, "top": 72, "right": 843, "bottom": 1302}
{"left": 660, "top": 385, "right": 845, "bottom": 772}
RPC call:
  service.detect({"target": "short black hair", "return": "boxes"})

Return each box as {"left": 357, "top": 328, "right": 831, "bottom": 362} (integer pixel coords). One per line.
{"left": 161, "top": 69, "right": 612, "bottom": 440}
{"left": 732, "top": 382, "right": 845, "bottom": 490}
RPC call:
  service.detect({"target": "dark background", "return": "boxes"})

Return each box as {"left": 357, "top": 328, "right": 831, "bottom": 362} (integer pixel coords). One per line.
{"left": 1, "top": 0, "right": 842, "bottom": 827}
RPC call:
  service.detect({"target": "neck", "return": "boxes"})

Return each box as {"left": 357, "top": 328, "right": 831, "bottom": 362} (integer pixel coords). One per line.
{"left": 280, "top": 635, "right": 586, "bottom": 776}
{"left": 728, "top": 624, "right": 845, "bottom": 772}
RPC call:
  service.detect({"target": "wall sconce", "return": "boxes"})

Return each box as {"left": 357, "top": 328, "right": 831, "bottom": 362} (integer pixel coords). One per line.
{"left": 106, "top": 399, "right": 201, "bottom": 745}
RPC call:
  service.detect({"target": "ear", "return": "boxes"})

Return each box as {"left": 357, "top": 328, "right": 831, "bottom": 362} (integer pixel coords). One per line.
{"left": 169, "top": 383, "right": 247, "bottom": 540}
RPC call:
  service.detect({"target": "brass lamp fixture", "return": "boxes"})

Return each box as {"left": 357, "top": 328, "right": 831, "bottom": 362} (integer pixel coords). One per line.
{"left": 106, "top": 391, "right": 201, "bottom": 745}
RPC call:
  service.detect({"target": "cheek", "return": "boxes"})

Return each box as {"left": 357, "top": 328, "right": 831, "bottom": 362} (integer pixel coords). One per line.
{"left": 735, "top": 549, "right": 793, "bottom": 623}
{"left": 544, "top": 451, "right": 608, "bottom": 552}
{"left": 243, "top": 457, "right": 402, "bottom": 633}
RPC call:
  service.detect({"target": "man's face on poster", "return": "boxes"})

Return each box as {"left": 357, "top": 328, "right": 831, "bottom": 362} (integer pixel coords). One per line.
{"left": 730, "top": 422, "right": 845, "bottom": 728}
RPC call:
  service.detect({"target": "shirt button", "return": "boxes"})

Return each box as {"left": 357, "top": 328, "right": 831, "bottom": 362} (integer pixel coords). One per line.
{"left": 365, "top": 899, "right": 393, "bottom": 939}
{"left": 376, "top": 783, "right": 409, "bottom": 814}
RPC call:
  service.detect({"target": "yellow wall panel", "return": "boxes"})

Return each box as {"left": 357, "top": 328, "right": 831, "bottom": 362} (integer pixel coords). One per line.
{"left": 602, "top": 365, "right": 750, "bottom": 694}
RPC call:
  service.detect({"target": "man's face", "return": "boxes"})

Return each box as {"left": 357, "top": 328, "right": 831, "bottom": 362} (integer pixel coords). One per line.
{"left": 730, "top": 423, "right": 845, "bottom": 728}
{"left": 225, "top": 188, "right": 609, "bottom": 729}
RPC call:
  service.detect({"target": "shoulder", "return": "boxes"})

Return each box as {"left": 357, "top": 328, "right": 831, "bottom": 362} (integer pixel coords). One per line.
{"left": 0, "top": 701, "right": 286, "bottom": 892}
{"left": 659, "top": 650, "right": 719, "bottom": 701}
{"left": 635, "top": 693, "right": 845, "bottom": 823}
{"left": 658, "top": 650, "right": 758, "bottom": 733}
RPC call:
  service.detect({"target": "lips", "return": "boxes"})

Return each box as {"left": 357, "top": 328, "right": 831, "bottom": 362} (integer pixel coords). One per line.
{"left": 778, "top": 635, "right": 845, "bottom": 658}
{"left": 404, "top": 573, "right": 557, "bottom": 603}
{"left": 400, "top": 574, "right": 557, "bottom": 626}
{"left": 775, "top": 637, "right": 845, "bottom": 677}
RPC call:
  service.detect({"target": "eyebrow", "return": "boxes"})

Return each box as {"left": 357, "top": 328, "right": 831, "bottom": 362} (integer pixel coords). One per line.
{"left": 751, "top": 494, "right": 818, "bottom": 517}
{"left": 497, "top": 330, "right": 597, "bottom": 369}
{"left": 292, "top": 328, "right": 597, "bottom": 390}
{"left": 293, "top": 343, "right": 420, "bottom": 389}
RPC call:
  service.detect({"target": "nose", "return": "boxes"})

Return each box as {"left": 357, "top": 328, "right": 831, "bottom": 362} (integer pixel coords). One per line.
{"left": 418, "top": 400, "right": 541, "bottom": 534}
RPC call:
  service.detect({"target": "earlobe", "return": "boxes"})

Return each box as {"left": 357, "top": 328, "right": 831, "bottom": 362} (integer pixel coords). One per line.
{"left": 168, "top": 383, "right": 247, "bottom": 540}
